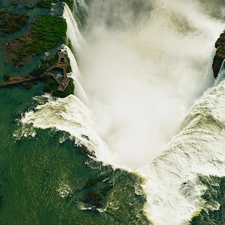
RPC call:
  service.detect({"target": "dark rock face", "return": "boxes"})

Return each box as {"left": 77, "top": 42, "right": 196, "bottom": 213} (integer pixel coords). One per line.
{"left": 213, "top": 30, "right": 225, "bottom": 78}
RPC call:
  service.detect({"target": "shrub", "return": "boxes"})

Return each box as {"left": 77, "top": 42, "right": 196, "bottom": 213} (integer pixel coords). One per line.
{"left": 0, "top": 12, "right": 29, "bottom": 34}
{"left": 43, "top": 78, "right": 74, "bottom": 98}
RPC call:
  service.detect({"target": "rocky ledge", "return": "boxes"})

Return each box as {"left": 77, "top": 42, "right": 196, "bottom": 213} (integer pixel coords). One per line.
{"left": 212, "top": 30, "right": 225, "bottom": 78}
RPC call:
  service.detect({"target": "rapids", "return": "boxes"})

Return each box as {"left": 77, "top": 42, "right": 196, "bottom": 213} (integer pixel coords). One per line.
{"left": 18, "top": 0, "right": 225, "bottom": 224}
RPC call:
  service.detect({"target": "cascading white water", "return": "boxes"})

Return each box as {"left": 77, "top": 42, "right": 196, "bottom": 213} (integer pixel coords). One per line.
{"left": 18, "top": 1, "right": 225, "bottom": 224}
{"left": 61, "top": 45, "right": 89, "bottom": 103}
{"left": 18, "top": 94, "right": 112, "bottom": 162}
{"left": 138, "top": 79, "right": 225, "bottom": 224}
{"left": 63, "top": 3, "right": 85, "bottom": 54}
{"left": 75, "top": 0, "right": 224, "bottom": 170}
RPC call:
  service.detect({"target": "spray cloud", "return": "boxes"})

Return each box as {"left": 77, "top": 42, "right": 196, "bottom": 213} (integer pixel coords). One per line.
{"left": 75, "top": 0, "right": 224, "bottom": 169}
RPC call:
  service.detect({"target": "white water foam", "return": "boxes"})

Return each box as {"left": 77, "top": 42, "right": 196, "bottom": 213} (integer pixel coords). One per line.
{"left": 139, "top": 79, "right": 225, "bottom": 224}
{"left": 63, "top": 3, "right": 85, "bottom": 54}
{"left": 77, "top": 0, "right": 224, "bottom": 170}
{"left": 19, "top": 94, "right": 112, "bottom": 162}
{"left": 61, "top": 45, "right": 89, "bottom": 103}
{"left": 18, "top": 1, "right": 225, "bottom": 224}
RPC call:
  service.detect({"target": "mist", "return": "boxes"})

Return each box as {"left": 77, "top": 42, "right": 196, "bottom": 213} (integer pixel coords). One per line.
{"left": 74, "top": 0, "right": 224, "bottom": 169}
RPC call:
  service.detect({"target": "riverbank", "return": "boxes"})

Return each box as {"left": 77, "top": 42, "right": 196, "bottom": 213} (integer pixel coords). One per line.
{"left": 0, "top": 0, "right": 74, "bottom": 97}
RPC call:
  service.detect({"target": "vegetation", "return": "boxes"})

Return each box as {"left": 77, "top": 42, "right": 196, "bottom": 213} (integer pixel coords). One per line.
{"left": 37, "top": 0, "right": 53, "bottom": 9}
{"left": 5, "top": 15, "right": 67, "bottom": 66}
{"left": 41, "top": 53, "right": 59, "bottom": 66}
{"left": 190, "top": 176, "right": 225, "bottom": 225}
{"left": 29, "top": 65, "right": 48, "bottom": 77}
{"left": 0, "top": 2, "right": 73, "bottom": 99}
{"left": 60, "top": 0, "right": 74, "bottom": 11}
{"left": 0, "top": 11, "right": 29, "bottom": 34}
{"left": 37, "top": 0, "right": 73, "bottom": 10}
{"left": 43, "top": 77, "right": 74, "bottom": 98}
{"left": 30, "top": 15, "right": 67, "bottom": 55}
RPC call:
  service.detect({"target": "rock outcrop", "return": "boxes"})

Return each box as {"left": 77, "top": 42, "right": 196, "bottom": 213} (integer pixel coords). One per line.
{"left": 212, "top": 30, "right": 225, "bottom": 78}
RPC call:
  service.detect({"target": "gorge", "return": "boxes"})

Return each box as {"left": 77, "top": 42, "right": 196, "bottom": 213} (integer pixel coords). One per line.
{"left": 1, "top": 0, "right": 225, "bottom": 225}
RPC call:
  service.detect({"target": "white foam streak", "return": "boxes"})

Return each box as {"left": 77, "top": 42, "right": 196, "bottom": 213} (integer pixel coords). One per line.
{"left": 78, "top": 0, "right": 224, "bottom": 169}
{"left": 18, "top": 1, "right": 225, "bottom": 224}
{"left": 63, "top": 3, "right": 85, "bottom": 54}
{"left": 20, "top": 95, "right": 112, "bottom": 161}
{"left": 139, "top": 80, "right": 225, "bottom": 225}
{"left": 63, "top": 45, "right": 89, "bottom": 103}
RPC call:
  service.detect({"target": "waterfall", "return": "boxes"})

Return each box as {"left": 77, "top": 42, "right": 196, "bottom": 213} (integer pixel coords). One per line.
{"left": 18, "top": 94, "right": 112, "bottom": 162}
{"left": 18, "top": 1, "right": 225, "bottom": 224}
{"left": 63, "top": 3, "right": 85, "bottom": 54}
{"left": 214, "top": 59, "right": 225, "bottom": 86}
{"left": 61, "top": 45, "right": 89, "bottom": 103}
{"left": 139, "top": 79, "right": 225, "bottom": 224}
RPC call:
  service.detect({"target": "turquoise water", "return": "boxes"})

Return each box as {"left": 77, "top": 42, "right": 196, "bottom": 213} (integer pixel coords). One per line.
{"left": 0, "top": 1, "right": 148, "bottom": 224}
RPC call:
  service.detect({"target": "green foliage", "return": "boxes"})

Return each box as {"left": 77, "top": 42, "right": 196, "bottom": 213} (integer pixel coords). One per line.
{"left": 37, "top": 0, "right": 59, "bottom": 9}
{"left": 67, "top": 57, "right": 72, "bottom": 73}
{"left": 43, "top": 78, "right": 74, "bottom": 98}
{"left": 0, "top": 11, "right": 29, "bottom": 34}
{"left": 49, "top": 54, "right": 59, "bottom": 66}
{"left": 29, "top": 15, "right": 67, "bottom": 56}
{"left": 37, "top": 0, "right": 52, "bottom": 9}
{"left": 60, "top": 0, "right": 74, "bottom": 11}
{"left": 7, "top": 15, "right": 67, "bottom": 66}
{"left": 29, "top": 65, "right": 48, "bottom": 77}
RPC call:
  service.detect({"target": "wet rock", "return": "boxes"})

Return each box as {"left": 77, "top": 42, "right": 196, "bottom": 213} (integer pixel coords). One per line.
{"left": 81, "top": 145, "right": 96, "bottom": 158}
{"left": 213, "top": 30, "right": 225, "bottom": 78}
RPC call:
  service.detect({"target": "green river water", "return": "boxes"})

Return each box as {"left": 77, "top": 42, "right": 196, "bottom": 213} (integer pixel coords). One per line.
{"left": 0, "top": 1, "right": 148, "bottom": 224}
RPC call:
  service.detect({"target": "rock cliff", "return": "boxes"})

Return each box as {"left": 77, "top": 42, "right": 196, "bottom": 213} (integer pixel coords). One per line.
{"left": 212, "top": 30, "right": 225, "bottom": 78}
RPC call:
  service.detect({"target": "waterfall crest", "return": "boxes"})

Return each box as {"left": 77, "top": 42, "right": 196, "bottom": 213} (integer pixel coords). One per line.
{"left": 63, "top": 3, "right": 85, "bottom": 54}
{"left": 18, "top": 1, "right": 225, "bottom": 224}
{"left": 139, "top": 79, "right": 225, "bottom": 224}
